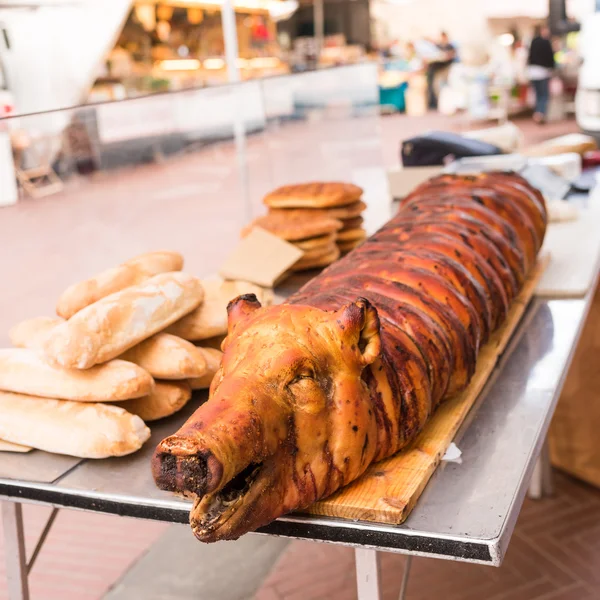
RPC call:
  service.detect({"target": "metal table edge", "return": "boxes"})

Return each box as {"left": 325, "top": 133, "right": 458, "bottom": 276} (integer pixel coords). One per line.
{"left": 0, "top": 292, "right": 594, "bottom": 567}
{"left": 494, "top": 286, "right": 598, "bottom": 562}
{"left": 0, "top": 482, "right": 499, "bottom": 565}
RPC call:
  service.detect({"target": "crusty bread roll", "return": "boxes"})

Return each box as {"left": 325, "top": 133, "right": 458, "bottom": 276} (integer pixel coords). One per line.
{"left": 195, "top": 335, "right": 226, "bottom": 351}
{"left": 117, "top": 380, "right": 192, "bottom": 422}
{"left": 0, "top": 349, "right": 154, "bottom": 401}
{"left": 0, "top": 391, "right": 151, "bottom": 458}
{"left": 56, "top": 251, "right": 184, "bottom": 319}
{"left": 188, "top": 347, "right": 223, "bottom": 390}
{"left": 12, "top": 319, "right": 207, "bottom": 380}
{"left": 0, "top": 439, "right": 32, "bottom": 453}
{"left": 120, "top": 333, "right": 207, "bottom": 379}
{"left": 9, "top": 316, "right": 63, "bottom": 349}
{"left": 168, "top": 279, "right": 272, "bottom": 341}
{"left": 43, "top": 272, "right": 205, "bottom": 369}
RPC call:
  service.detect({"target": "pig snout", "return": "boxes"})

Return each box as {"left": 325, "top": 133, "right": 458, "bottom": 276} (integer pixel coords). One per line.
{"left": 152, "top": 437, "right": 223, "bottom": 498}
{"left": 152, "top": 384, "right": 288, "bottom": 498}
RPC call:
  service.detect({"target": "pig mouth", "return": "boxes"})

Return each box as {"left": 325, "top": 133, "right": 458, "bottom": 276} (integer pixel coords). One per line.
{"left": 191, "top": 461, "right": 264, "bottom": 537}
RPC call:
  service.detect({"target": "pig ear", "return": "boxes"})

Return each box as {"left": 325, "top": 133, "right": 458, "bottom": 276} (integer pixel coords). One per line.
{"left": 226, "top": 294, "right": 262, "bottom": 337}
{"left": 334, "top": 298, "right": 381, "bottom": 366}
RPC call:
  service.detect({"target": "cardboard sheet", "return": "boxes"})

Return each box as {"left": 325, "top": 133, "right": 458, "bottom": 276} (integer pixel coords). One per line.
{"left": 219, "top": 227, "right": 303, "bottom": 288}
{"left": 536, "top": 188, "right": 600, "bottom": 298}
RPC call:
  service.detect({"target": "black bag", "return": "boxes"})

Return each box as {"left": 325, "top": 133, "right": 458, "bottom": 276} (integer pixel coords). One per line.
{"left": 401, "top": 131, "right": 503, "bottom": 167}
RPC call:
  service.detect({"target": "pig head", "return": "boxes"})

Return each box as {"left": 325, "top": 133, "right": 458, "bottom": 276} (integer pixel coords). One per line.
{"left": 152, "top": 294, "right": 382, "bottom": 542}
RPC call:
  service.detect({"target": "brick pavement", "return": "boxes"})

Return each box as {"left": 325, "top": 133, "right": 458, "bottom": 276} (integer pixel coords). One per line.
{"left": 0, "top": 505, "right": 166, "bottom": 600}
{"left": 0, "top": 111, "right": 590, "bottom": 599}
{"left": 255, "top": 472, "right": 600, "bottom": 600}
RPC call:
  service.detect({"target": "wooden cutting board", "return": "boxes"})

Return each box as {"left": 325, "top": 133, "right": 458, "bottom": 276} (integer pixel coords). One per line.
{"left": 303, "top": 254, "right": 550, "bottom": 525}
{"left": 536, "top": 190, "right": 600, "bottom": 298}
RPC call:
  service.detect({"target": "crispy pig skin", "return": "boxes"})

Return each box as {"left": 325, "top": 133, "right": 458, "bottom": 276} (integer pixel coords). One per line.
{"left": 153, "top": 171, "right": 547, "bottom": 542}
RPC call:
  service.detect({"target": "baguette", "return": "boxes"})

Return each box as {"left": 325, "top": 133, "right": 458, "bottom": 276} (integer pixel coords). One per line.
{"left": 168, "top": 279, "right": 273, "bottom": 341}
{"left": 0, "top": 391, "right": 150, "bottom": 458}
{"left": 188, "top": 347, "right": 223, "bottom": 390}
{"left": 117, "top": 381, "right": 192, "bottom": 422}
{"left": 0, "top": 439, "right": 32, "bottom": 453}
{"left": 12, "top": 319, "right": 207, "bottom": 380}
{"left": 0, "top": 348, "right": 154, "bottom": 401}
{"left": 43, "top": 272, "right": 205, "bottom": 369}
{"left": 120, "top": 333, "right": 207, "bottom": 379}
{"left": 56, "top": 251, "right": 184, "bottom": 319}
{"left": 9, "top": 316, "right": 63, "bottom": 349}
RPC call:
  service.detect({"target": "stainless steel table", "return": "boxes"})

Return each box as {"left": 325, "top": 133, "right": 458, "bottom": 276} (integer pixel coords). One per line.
{"left": 0, "top": 293, "right": 590, "bottom": 600}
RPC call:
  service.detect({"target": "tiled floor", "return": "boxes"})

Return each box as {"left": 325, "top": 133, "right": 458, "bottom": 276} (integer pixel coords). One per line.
{"left": 255, "top": 472, "right": 600, "bottom": 600}
{"left": 0, "top": 110, "right": 591, "bottom": 599}
{"left": 0, "top": 505, "right": 167, "bottom": 600}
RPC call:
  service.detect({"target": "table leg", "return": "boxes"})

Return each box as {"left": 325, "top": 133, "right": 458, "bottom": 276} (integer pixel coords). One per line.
{"left": 2, "top": 502, "right": 30, "bottom": 600}
{"left": 528, "top": 438, "right": 554, "bottom": 499}
{"left": 398, "top": 555, "right": 413, "bottom": 600}
{"left": 355, "top": 548, "right": 382, "bottom": 600}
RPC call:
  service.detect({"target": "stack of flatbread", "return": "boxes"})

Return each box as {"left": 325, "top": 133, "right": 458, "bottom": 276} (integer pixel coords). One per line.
{"left": 0, "top": 251, "right": 272, "bottom": 459}
{"left": 243, "top": 182, "right": 368, "bottom": 271}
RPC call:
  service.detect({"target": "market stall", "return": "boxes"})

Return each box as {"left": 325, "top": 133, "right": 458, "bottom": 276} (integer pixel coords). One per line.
{"left": 1, "top": 160, "right": 600, "bottom": 599}
{"left": 89, "top": 0, "right": 290, "bottom": 101}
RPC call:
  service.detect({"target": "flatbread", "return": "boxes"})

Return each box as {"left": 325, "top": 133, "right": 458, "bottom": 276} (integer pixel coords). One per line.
{"left": 0, "top": 391, "right": 151, "bottom": 459}
{"left": 242, "top": 213, "right": 342, "bottom": 241}
{"left": 116, "top": 381, "right": 192, "bottom": 422}
{"left": 264, "top": 182, "right": 363, "bottom": 209}
{"left": 198, "top": 335, "right": 226, "bottom": 351}
{"left": 338, "top": 238, "right": 366, "bottom": 253}
{"left": 337, "top": 228, "right": 367, "bottom": 242}
{"left": 291, "top": 246, "right": 341, "bottom": 271}
{"left": 0, "top": 439, "right": 32, "bottom": 453}
{"left": 294, "top": 233, "right": 336, "bottom": 251}
{"left": 9, "top": 316, "right": 63, "bottom": 349}
{"left": 340, "top": 216, "right": 364, "bottom": 232}
{"left": 188, "top": 348, "right": 223, "bottom": 390}
{"left": 269, "top": 200, "right": 367, "bottom": 220}
{"left": 300, "top": 243, "right": 338, "bottom": 261}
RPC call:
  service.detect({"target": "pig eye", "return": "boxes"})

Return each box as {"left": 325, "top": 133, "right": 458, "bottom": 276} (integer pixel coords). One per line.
{"left": 288, "top": 368, "right": 315, "bottom": 386}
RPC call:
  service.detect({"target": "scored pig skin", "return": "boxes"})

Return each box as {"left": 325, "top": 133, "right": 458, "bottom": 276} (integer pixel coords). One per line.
{"left": 152, "top": 171, "right": 547, "bottom": 542}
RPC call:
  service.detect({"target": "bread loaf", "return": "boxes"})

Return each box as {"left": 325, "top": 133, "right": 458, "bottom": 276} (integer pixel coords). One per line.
{"left": 188, "top": 347, "right": 223, "bottom": 390}
{"left": 194, "top": 335, "right": 226, "bottom": 351}
{"left": 56, "top": 251, "right": 184, "bottom": 319}
{"left": 9, "top": 316, "right": 63, "bottom": 349}
{"left": 0, "top": 349, "right": 154, "bottom": 401}
{"left": 12, "top": 319, "right": 207, "bottom": 380}
{"left": 168, "top": 279, "right": 272, "bottom": 341}
{"left": 43, "top": 272, "right": 205, "bottom": 369}
{"left": 263, "top": 182, "right": 363, "bottom": 208}
{"left": 120, "top": 333, "right": 207, "bottom": 379}
{"left": 117, "top": 381, "right": 192, "bottom": 422}
{"left": 0, "top": 391, "right": 151, "bottom": 458}
{"left": 0, "top": 439, "right": 32, "bottom": 453}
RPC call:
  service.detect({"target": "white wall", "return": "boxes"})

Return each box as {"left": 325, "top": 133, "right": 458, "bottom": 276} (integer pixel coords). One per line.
{"left": 0, "top": 0, "right": 131, "bottom": 117}
{"left": 372, "top": 0, "right": 598, "bottom": 47}
{"left": 371, "top": 0, "right": 492, "bottom": 47}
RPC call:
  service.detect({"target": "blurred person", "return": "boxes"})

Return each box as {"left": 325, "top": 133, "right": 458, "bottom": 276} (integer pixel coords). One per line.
{"left": 511, "top": 35, "right": 529, "bottom": 105}
{"left": 405, "top": 41, "right": 425, "bottom": 72}
{"left": 527, "top": 24, "right": 555, "bottom": 123}
{"left": 426, "top": 31, "right": 457, "bottom": 109}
